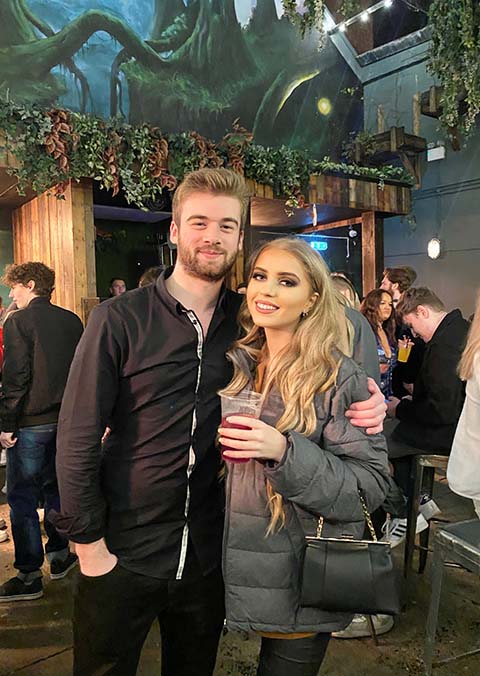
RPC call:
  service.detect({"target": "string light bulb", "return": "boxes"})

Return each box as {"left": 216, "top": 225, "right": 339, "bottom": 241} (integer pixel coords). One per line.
{"left": 329, "top": 0, "right": 395, "bottom": 35}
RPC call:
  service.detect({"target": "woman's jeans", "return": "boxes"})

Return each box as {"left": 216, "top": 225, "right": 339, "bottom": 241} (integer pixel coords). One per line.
{"left": 6, "top": 423, "right": 68, "bottom": 575}
{"left": 258, "top": 633, "right": 330, "bottom": 676}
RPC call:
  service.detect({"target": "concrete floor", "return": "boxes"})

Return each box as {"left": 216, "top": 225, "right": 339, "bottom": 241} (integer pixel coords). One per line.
{"left": 1, "top": 466, "right": 479, "bottom": 676}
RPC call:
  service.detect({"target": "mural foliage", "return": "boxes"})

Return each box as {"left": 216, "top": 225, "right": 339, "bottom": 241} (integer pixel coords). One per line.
{"left": 0, "top": 0, "right": 362, "bottom": 158}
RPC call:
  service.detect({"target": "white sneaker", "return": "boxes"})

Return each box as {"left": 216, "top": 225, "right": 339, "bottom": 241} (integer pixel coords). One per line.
{"left": 419, "top": 495, "right": 441, "bottom": 520}
{"left": 332, "top": 613, "right": 394, "bottom": 639}
{"left": 381, "top": 513, "right": 429, "bottom": 548}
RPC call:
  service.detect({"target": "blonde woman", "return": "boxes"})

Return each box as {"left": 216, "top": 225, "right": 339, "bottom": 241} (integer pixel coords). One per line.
{"left": 218, "top": 238, "right": 390, "bottom": 676}
{"left": 330, "top": 272, "right": 361, "bottom": 309}
{"left": 448, "top": 293, "right": 480, "bottom": 517}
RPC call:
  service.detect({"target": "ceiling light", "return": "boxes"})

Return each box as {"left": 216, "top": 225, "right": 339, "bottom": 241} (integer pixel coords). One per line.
{"left": 360, "top": 11, "right": 370, "bottom": 22}
{"left": 384, "top": 0, "right": 393, "bottom": 7}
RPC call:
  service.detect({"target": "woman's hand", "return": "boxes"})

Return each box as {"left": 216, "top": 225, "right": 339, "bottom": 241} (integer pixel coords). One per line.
{"left": 218, "top": 417, "right": 287, "bottom": 463}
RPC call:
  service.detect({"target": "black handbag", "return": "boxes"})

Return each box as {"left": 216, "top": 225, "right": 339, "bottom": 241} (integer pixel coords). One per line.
{"left": 299, "top": 492, "right": 400, "bottom": 615}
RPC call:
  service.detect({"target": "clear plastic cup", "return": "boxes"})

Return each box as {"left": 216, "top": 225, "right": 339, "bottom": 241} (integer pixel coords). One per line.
{"left": 219, "top": 391, "right": 263, "bottom": 464}
{"left": 398, "top": 341, "right": 412, "bottom": 363}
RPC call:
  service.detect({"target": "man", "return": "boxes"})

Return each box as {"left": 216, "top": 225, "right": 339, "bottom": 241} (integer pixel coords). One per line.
{"left": 0, "top": 262, "right": 83, "bottom": 602}
{"left": 380, "top": 266, "right": 417, "bottom": 308}
{"left": 54, "top": 168, "right": 386, "bottom": 676}
{"left": 382, "top": 287, "right": 469, "bottom": 543}
{"left": 108, "top": 277, "right": 127, "bottom": 297}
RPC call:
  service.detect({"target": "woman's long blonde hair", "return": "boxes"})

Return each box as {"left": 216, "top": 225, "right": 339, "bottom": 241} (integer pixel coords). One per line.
{"left": 222, "top": 237, "right": 351, "bottom": 533}
{"left": 459, "top": 291, "right": 480, "bottom": 380}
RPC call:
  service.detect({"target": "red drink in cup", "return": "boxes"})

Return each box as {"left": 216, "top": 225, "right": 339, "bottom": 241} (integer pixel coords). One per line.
{"left": 219, "top": 392, "right": 263, "bottom": 464}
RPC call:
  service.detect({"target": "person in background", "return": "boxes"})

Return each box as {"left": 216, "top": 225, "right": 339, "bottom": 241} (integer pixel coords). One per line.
{"left": 331, "top": 275, "right": 381, "bottom": 385}
{"left": 0, "top": 296, "right": 6, "bottom": 323}
{"left": 361, "top": 289, "right": 397, "bottom": 399}
{"left": 447, "top": 291, "right": 480, "bottom": 517}
{"left": 380, "top": 266, "right": 417, "bottom": 308}
{"left": 0, "top": 262, "right": 83, "bottom": 602}
{"left": 382, "top": 287, "right": 469, "bottom": 546}
{"left": 53, "top": 168, "right": 387, "bottom": 676}
{"left": 219, "top": 238, "right": 390, "bottom": 675}
{"left": 330, "top": 272, "right": 361, "bottom": 310}
{"left": 381, "top": 266, "right": 423, "bottom": 397}
{"left": 138, "top": 266, "right": 164, "bottom": 288}
{"left": 108, "top": 277, "right": 127, "bottom": 297}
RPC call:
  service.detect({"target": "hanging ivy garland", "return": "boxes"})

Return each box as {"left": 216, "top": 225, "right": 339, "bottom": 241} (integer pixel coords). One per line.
{"left": 0, "top": 98, "right": 414, "bottom": 211}
{"left": 281, "top": 0, "right": 325, "bottom": 39}
{"left": 428, "top": 0, "right": 480, "bottom": 135}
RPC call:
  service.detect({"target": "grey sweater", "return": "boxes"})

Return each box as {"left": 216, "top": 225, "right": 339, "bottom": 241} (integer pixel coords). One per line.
{"left": 223, "top": 357, "right": 390, "bottom": 634}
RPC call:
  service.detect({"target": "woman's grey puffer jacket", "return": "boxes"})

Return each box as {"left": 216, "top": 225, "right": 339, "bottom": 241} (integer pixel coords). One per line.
{"left": 223, "top": 356, "right": 390, "bottom": 634}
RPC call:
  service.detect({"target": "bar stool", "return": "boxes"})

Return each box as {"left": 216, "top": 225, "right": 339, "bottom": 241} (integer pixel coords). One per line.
{"left": 424, "top": 519, "right": 480, "bottom": 675}
{"left": 404, "top": 455, "right": 449, "bottom": 584}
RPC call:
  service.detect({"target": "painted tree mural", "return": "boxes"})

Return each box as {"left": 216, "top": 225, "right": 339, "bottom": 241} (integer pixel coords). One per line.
{"left": 0, "top": 0, "right": 363, "bottom": 156}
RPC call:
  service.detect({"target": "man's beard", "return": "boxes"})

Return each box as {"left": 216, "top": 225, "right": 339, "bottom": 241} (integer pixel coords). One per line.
{"left": 177, "top": 243, "right": 238, "bottom": 283}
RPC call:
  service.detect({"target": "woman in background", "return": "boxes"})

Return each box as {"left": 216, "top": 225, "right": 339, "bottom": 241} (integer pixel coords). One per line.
{"left": 361, "top": 289, "right": 397, "bottom": 398}
{"left": 330, "top": 273, "right": 361, "bottom": 310}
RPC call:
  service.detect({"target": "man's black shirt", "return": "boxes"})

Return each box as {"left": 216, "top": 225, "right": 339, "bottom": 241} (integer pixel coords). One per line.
{"left": 54, "top": 272, "right": 241, "bottom": 579}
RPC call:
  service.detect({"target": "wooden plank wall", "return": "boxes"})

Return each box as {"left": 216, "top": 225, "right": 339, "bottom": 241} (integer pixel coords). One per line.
{"left": 12, "top": 180, "right": 97, "bottom": 323}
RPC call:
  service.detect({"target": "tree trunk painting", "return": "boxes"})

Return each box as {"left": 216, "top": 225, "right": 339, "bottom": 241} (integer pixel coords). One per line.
{"left": 0, "top": 1, "right": 363, "bottom": 155}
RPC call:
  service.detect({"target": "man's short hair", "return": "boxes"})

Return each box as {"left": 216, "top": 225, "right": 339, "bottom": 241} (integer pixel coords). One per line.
{"left": 109, "top": 277, "right": 126, "bottom": 286}
{"left": 172, "top": 168, "right": 250, "bottom": 229}
{"left": 396, "top": 287, "right": 445, "bottom": 322}
{"left": 2, "top": 262, "right": 55, "bottom": 298}
{"left": 383, "top": 266, "right": 417, "bottom": 293}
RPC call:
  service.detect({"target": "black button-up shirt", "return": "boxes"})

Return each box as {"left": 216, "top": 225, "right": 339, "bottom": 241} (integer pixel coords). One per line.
{"left": 54, "top": 271, "right": 241, "bottom": 579}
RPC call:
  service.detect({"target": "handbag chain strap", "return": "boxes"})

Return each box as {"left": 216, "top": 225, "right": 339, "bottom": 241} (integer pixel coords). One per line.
{"left": 315, "top": 492, "right": 377, "bottom": 542}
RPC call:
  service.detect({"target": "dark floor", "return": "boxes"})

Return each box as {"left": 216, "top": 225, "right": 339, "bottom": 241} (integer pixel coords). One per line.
{"left": 1, "top": 466, "right": 479, "bottom": 676}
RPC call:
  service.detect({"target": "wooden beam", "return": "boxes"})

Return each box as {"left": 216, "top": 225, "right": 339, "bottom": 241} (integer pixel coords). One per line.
{"left": 302, "top": 217, "right": 362, "bottom": 233}
{"left": 361, "top": 211, "right": 384, "bottom": 296}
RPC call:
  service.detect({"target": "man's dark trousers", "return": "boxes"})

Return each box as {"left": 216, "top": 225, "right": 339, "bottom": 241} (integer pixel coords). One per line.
{"left": 7, "top": 423, "right": 68, "bottom": 574}
{"left": 73, "top": 555, "right": 225, "bottom": 676}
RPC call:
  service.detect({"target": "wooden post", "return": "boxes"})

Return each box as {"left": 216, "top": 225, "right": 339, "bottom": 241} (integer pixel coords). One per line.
{"left": 12, "top": 179, "right": 98, "bottom": 323}
{"left": 361, "top": 211, "right": 384, "bottom": 296}
{"left": 413, "top": 93, "right": 421, "bottom": 136}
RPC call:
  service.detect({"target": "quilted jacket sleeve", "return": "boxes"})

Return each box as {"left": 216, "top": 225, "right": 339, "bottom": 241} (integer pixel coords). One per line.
{"left": 264, "top": 359, "right": 390, "bottom": 524}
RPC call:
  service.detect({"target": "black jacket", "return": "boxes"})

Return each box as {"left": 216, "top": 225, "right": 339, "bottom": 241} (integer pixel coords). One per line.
{"left": 0, "top": 297, "right": 83, "bottom": 433}
{"left": 53, "top": 272, "right": 242, "bottom": 580}
{"left": 395, "top": 309, "right": 469, "bottom": 451}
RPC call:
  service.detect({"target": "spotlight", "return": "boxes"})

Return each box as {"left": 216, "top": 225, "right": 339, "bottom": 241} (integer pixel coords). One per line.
{"left": 339, "top": 23, "right": 346, "bottom": 32}
{"left": 384, "top": 0, "right": 393, "bottom": 7}
{"left": 360, "top": 11, "right": 370, "bottom": 22}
